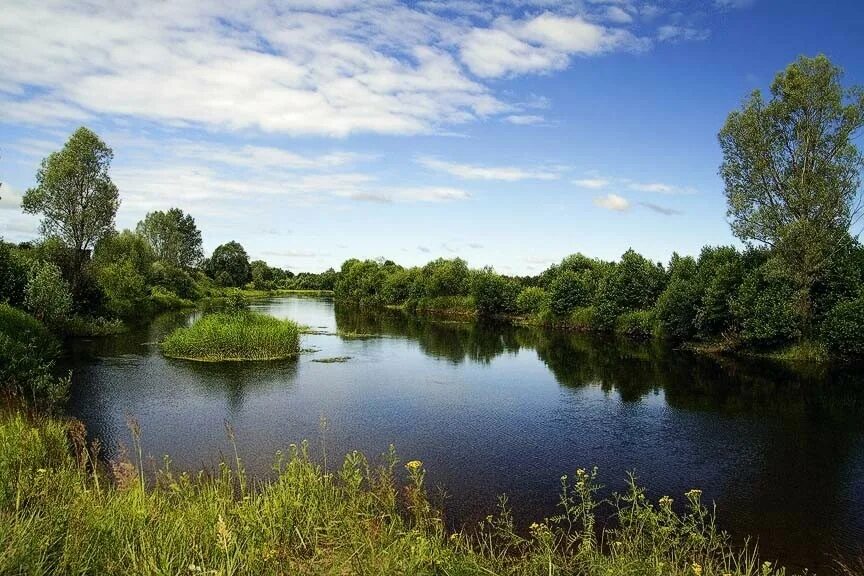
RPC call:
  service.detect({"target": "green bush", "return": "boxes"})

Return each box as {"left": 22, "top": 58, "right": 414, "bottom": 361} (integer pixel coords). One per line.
{"left": 160, "top": 311, "right": 300, "bottom": 361}
{"left": 656, "top": 277, "right": 700, "bottom": 341}
{"left": 150, "top": 286, "right": 194, "bottom": 311}
{"left": 0, "top": 303, "right": 67, "bottom": 406}
{"left": 24, "top": 261, "right": 73, "bottom": 327}
{"left": 616, "top": 309, "right": 657, "bottom": 339}
{"left": 97, "top": 259, "right": 149, "bottom": 318}
{"left": 515, "top": 286, "right": 549, "bottom": 315}
{"left": 732, "top": 262, "right": 800, "bottom": 347}
{"left": 595, "top": 249, "right": 667, "bottom": 316}
{"left": 148, "top": 261, "right": 198, "bottom": 300}
{"left": 472, "top": 269, "right": 519, "bottom": 316}
{"left": 0, "top": 240, "right": 27, "bottom": 306}
{"left": 568, "top": 306, "right": 598, "bottom": 330}
{"left": 549, "top": 271, "right": 591, "bottom": 316}
{"left": 821, "top": 296, "right": 864, "bottom": 357}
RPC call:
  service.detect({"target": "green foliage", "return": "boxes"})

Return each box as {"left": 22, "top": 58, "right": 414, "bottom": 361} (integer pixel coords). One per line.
{"left": 569, "top": 306, "right": 598, "bottom": 330}
{"left": 719, "top": 55, "right": 864, "bottom": 333}
{"left": 549, "top": 271, "right": 592, "bottom": 316}
{"left": 597, "top": 249, "right": 667, "bottom": 313}
{"left": 0, "top": 412, "right": 792, "bottom": 576}
{"left": 150, "top": 286, "right": 195, "bottom": 311}
{"left": 24, "top": 261, "right": 73, "bottom": 327}
{"left": 0, "top": 240, "right": 27, "bottom": 306}
{"left": 0, "top": 304, "right": 67, "bottom": 406}
{"left": 148, "top": 261, "right": 198, "bottom": 300}
{"left": 250, "top": 260, "right": 273, "bottom": 290}
{"left": 821, "top": 295, "right": 864, "bottom": 357}
{"left": 419, "top": 258, "right": 471, "bottom": 298}
{"left": 160, "top": 311, "right": 300, "bottom": 361}
{"left": 472, "top": 268, "right": 519, "bottom": 316}
{"left": 615, "top": 309, "right": 657, "bottom": 339}
{"left": 92, "top": 229, "right": 155, "bottom": 276}
{"left": 136, "top": 208, "right": 204, "bottom": 269}
{"left": 515, "top": 286, "right": 549, "bottom": 315}
{"left": 206, "top": 241, "right": 251, "bottom": 287}
{"left": 22, "top": 127, "right": 120, "bottom": 288}
{"left": 732, "top": 261, "right": 800, "bottom": 347}
{"left": 96, "top": 259, "right": 150, "bottom": 319}
{"left": 656, "top": 255, "right": 699, "bottom": 342}
{"left": 334, "top": 259, "right": 391, "bottom": 307}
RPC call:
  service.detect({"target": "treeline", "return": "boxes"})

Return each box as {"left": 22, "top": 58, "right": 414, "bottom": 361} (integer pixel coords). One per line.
{"left": 0, "top": 127, "right": 331, "bottom": 405}
{"left": 334, "top": 239, "right": 864, "bottom": 357}
{"left": 336, "top": 55, "right": 864, "bottom": 360}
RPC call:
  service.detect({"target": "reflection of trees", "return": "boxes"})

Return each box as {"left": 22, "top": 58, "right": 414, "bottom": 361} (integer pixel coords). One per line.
{"left": 338, "top": 303, "right": 864, "bottom": 421}
{"left": 335, "top": 305, "right": 523, "bottom": 364}
{"left": 167, "top": 358, "right": 299, "bottom": 413}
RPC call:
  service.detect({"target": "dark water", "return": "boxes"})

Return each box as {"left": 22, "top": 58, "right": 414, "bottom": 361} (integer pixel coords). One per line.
{"left": 66, "top": 296, "right": 864, "bottom": 572}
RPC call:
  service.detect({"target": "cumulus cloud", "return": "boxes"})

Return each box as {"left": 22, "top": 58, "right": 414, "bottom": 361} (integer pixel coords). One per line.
{"left": 0, "top": 1, "right": 738, "bottom": 136}
{"left": 593, "top": 193, "right": 630, "bottom": 211}
{"left": 460, "top": 12, "right": 648, "bottom": 78}
{"left": 417, "top": 156, "right": 563, "bottom": 181}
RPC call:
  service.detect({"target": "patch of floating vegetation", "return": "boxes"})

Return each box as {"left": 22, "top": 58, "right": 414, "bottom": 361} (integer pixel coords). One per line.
{"left": 311, "top": 356, "right": 353, "bottom": 363}
{"left": 160, "top": 311, "right": 300, "bottom": 362}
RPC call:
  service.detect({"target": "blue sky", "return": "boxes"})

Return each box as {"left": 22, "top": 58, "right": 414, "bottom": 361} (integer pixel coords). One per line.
{"left": 1, "top": 0, "right": 862, "bottom": 274}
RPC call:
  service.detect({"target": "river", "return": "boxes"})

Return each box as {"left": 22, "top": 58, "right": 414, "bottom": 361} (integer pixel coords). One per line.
{"left": 65, "top": 296, "right": 864, "bottom": 572}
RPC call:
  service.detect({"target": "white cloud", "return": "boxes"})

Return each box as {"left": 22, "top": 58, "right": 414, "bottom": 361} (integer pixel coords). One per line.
{"left": 604, "top": 6, "right": 633, "bottom": 24}
{"left": 335, "top": 186, "right": 470, "bottom": 203}
{"left": 656, "top": 25, "right": 709, "bottom": 43}
{"left": 460, "top": 12, "right": 648, "bottom": 78}
{"left": 504, "top": 114, "right": 546, "bottom": 125}
{"left": 626, "top": 180, "right": 696, "bottom": 195}
{"left": 0, "top": 1, "right": 731, "bottom": 136}
{"left": 572, "top": 177, "right": 610, "bottom": 189}
{"left": 417, "top": 156, "right": 562, "bottom": 181}
{"left": 593, "top": 193, "right": 630, "bottom": 211}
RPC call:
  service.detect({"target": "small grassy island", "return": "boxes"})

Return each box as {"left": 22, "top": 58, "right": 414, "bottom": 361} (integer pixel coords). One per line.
{"left": 160, "top": 311, "right": 301, "bottom": 362}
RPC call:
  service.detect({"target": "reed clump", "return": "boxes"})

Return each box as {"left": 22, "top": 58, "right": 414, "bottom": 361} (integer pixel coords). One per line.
{"left": 160, "top": 311, "right": 300, "bottom": 361}
{"left": 0, "top": 411, "right": 803, "bottom": 576}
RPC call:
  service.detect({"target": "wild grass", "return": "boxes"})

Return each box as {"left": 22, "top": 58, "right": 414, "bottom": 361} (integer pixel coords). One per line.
{"left": 0, "top": 410, "right": 808, "bottom": 576}
{"left": 160, "top": 311, "right": 300, "bottom": 362}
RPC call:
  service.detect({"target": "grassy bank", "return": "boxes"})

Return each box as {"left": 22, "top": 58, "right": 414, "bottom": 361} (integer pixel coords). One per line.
{"left": 0, "top": 411, "right": 799, "bottom": 576}
{"left": 160, "top": 311, "right": 301, "bottom": 361}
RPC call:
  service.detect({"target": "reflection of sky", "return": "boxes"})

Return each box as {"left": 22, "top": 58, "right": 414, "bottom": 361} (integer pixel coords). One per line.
{"left": 66, "top": 297, "right": 864, "bottom": 572}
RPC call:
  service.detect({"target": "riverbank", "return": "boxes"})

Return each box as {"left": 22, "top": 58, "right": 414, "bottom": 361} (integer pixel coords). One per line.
{"left": 1, "top": 409, "right": 796, "bottom": 576}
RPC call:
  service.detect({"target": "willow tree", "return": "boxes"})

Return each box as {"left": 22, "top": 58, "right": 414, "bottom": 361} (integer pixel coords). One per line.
{"left": 718, "top": 55, "right": 864, "bottom": 334}
{"left": 22, "top": 127, "right": 120, "bottom": 289}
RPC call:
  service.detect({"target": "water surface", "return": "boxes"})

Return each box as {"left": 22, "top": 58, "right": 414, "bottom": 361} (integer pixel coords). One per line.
{"left": 66, "top": 296, "right": 864, "bottom": 572}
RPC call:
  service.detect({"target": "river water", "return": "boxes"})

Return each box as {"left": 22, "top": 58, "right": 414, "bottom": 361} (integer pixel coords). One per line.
{"left": 65, "top": 296, "right": 864, "bottom": 571}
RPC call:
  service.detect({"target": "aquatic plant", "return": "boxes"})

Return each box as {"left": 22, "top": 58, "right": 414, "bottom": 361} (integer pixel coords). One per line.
{"left": 160, "top": 311, "right": 300, "bottom": 361}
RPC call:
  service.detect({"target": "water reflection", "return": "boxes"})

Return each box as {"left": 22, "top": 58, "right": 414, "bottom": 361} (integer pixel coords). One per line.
{"left": 64, "top": 297, "right": 864, "bottom": 572}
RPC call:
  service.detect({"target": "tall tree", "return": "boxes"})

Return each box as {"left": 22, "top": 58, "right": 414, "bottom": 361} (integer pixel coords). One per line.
{"left": 206, "top": 241, "right": 251, "bottom": 287}
{"left": 136, "top": 208, "right": 203, "bottom": 269}
{"left": 718, "top": 55, "right": 864, "bottom": 333}
{"left": 22, "top": 127, "right": 120, "bottom": 289}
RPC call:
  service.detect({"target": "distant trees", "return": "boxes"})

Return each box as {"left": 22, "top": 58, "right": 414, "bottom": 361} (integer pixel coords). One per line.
{"left": 719, "top": 54, "right": 864, "bottom": 334}
{"left": 22, "top": 127, "right": 120, "bottom": 290}
{"left": 206, "top": 241, "right": 251, "bottom": 287}
{"left": 136, "top": 208, "right": 203, "bottom": 269}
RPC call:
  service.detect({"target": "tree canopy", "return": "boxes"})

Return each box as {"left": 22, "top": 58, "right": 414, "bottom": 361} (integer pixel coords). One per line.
{"left": 206, "top": 241, "right": 251, "bottom": 287}
{"left": 22, "top": 127, "right": 120, "bottom": 288}
{"left": 136, "top": 208, "right": 203, "bottom": 269}
{"left": 719, "top": 55, "right": 864, "bottom": 330}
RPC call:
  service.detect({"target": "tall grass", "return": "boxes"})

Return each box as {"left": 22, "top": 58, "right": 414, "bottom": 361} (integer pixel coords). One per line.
{"left": 160, "top": 311, "right": 300, "bottom": 361}
{"left": 0, "top": 411, "right": 808, "bottom": 576}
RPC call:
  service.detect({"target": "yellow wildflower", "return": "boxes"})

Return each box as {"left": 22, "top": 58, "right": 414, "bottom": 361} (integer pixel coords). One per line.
{"left": 692, "top": 562, "right": 703, "bottom": 576}
{"left": 405, "top": 460, "right": 423, "bottom": 471}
